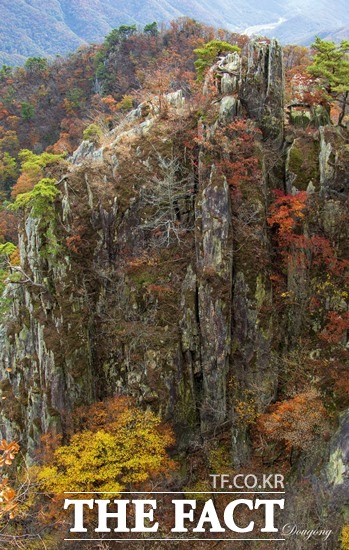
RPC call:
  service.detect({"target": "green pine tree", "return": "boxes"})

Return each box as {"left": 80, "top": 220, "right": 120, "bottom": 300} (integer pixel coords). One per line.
{"left": 194, "top": 40, "right": 240, "bottom": 82}
{"left": 308, "top": 37, "right": 349, "bottom": 125}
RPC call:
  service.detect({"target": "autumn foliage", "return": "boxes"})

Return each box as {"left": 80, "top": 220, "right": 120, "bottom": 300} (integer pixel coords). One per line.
{"left": 37, "top": 397, "right": 175, "bottom": 495}
{"left": 267, "top": 190, "right": 308, "bottom": 239}
{"left": 268, "top": 190, "right": 349, "bottom": 278}
{"left": 320, "top": 311, "right": 349, "bottom": 344}
{"left": 194, "top": 118, "right": 262, "bottom": 192}
{"left": 256, "top": 390, "right": 328, "bottom": 452}
{"left": 0, "top": 439, "right": 20, "bottom": 519}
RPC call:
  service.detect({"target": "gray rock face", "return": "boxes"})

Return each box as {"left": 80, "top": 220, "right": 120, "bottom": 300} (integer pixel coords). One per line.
{"left": 70, "top": 140, "right": 104, "bottom": 165}
{"left": 219, "top": 96, "right": 241, "bottom": 123}
{"left": 322, "top": 410, "right": 349, "bottom": 515}
{"left": 319, "top": 126, "right": 349, "bottom": 199}
{"left": 218, "top": 52, "right": 241, "bottom": 95}
{"left": 327, "top": 410, "right": 349, "bottom": 487}
{"left": 195, "top": 166, "right": 233, "bottom": 430}
{"left": 319, "top": 127, "right": 335, "bottom": 193}
{"left": 0, "top": 234, "right": 94, "bottom": 456}
{"left": 240, "top": 39, "right": 284, "bottom": 143}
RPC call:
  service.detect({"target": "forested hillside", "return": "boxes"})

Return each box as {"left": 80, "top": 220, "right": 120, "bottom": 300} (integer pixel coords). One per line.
{"left": 0, "top": 20, "right": 247, "bottom": 201}
{"left": 0, "top": 19, "right": 349, "bottom": 548}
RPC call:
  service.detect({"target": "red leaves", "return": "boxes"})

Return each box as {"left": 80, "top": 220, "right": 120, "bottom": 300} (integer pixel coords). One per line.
{"left": 320, "top": 311, "right": 349, "bottom": 344}
{"left": 311, "top": 235, "right": 349, "bottom": 276}
{"left": 268, "top": 191, "right": 349, "bottom": 277}
{"left": 267, "top": 191, "right": 311, "bottom": 272}
{"left": 222, "top": 121, "right": 262, "bottom": 190}
{"left": 196, "top": 118, "right": 262, "bottom": 191}
{"left": 267, "top": 190, "right": 309, "bottom": 238}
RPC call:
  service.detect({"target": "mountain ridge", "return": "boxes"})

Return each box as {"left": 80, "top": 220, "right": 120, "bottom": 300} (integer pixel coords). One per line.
{"left": 1, "top": 0, "right": 349, "bottom": 66}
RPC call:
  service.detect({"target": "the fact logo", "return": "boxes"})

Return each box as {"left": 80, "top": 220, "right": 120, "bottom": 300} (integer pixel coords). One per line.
{"left": 64, "top": 495, "right": 285, "bottom": 540}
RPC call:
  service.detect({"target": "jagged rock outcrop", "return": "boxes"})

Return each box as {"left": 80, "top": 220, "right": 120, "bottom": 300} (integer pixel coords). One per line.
{"left": 240, "top": 39, "right": 284, "bottom": 144}
{"left": 0, "top": 42, "right": 284, "bottom": 456}
{"left": 1, "top": 44, "right": 349, "bottom": 542}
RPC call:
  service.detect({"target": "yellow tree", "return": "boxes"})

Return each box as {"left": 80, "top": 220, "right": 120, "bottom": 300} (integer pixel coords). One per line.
{"left": 37, "top": 397, "right": 175, "bottom": 494}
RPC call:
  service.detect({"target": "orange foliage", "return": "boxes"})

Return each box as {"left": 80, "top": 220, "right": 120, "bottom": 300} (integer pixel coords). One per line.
{"left": 67, "top": 395, "right": 133, "bottom": 435}
{"left": 39, "top": 432, "right": 63, "bottom": 463}
{"left": 0, "top": 439, "right": 20, "bottom": 519}
{"left": 11, "top": 172, "right": 36, "bottom": 198}
{"left": 51, "top": 132, "right": 75, "bottom": 154}
{"left": 9, "top": 247, "right": 20, "bottom": 266}
{"left": 0, "top": 105, "right": 9, "bottom": 121}
{"left": 0, "top": 440, "right": 19, "bottom": 468}
{"left": 100, "top": 94, "right": 119, "bottom": 113}
{"left": 257, "top": 390, "right": 328, "bottom": 451}
{"left": 267, "top": 190, "right": 309, "bottom": 237}
{"left": 268, "top": 191, "right": 349, "bottom": 278}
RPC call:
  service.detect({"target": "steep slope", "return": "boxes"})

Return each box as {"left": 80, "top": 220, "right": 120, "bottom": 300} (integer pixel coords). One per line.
{"left": 0, "top": 40, "right": 349, "bottom": 544}
{"left": 0, "top": 42, "right": 285, "bottom": 454}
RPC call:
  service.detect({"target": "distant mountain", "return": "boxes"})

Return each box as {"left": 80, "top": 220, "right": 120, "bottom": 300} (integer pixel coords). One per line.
{"left": 247, "top": 0, "right": 349, "bottom": 44}
{"left": 1, "top": 0, "right": 349, "bottom": 65}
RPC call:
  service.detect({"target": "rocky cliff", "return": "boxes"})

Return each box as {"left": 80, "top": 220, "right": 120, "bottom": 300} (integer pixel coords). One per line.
{"left": 0, "top": 40, "right": 348, "bottom": 545}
